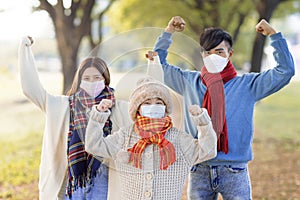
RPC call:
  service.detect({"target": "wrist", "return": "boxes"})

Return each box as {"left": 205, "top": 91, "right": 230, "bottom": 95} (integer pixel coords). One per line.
{"left": 268, "top": 29, "right": 277, "bottom": 36}
{"left": 96, "top": 106, "right": 104, "bottom": 112}
{"left": 165, "top": 27, "right": 175, "bottom": 34}
{"left": 91, "top": 105, "right": 111, "bottom": 122}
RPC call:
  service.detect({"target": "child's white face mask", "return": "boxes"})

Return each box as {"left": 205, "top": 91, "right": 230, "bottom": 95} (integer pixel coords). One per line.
{"left": 140, "top": 105, "right": 166, "bottom": 118}
{"left": 80, "top": 80, "right": 105, "bottom": 98}
{"left": 203, "top": 54, "right": 229, "bottom": 73}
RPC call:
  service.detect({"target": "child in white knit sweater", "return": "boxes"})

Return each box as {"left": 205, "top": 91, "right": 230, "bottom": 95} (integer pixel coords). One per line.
{"left": 85, "top": 77, "right": 217, "bottom": 200}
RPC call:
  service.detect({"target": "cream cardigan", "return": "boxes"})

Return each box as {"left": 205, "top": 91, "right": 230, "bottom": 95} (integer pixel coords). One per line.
{"left": 18, "top": 37, "right": 131, "bottom": 200}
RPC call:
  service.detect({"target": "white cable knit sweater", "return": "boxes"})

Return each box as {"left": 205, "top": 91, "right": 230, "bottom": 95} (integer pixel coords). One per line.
{"left": 85, "top": 106, "right": 217, "bottom": 200}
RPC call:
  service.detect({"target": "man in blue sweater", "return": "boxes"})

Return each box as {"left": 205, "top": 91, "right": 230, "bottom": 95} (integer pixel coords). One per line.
{"left": 152, "top": 16, "right": 295, "bottom": 199}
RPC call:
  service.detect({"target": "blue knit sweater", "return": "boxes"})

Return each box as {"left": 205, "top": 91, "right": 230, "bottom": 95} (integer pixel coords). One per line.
{"left": 153, "top": 31, "right": 295, "bottom": 165}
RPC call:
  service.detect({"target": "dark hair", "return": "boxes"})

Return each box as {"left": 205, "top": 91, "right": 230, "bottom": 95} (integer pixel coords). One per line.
{"left": 67, "top": 57, "right": 110, "bottom": 96}
{"left": 199, "top": 27, "right": 233, "bottom": 52}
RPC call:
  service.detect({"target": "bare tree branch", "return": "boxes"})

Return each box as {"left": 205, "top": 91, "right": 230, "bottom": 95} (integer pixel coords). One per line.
{"left": 37, "top": 0, "right": 56, "bottom": 20}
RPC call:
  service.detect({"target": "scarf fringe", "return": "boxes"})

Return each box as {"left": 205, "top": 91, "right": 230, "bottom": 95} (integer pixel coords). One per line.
{"left": 66, "top": 168, "right": 97, "bottom": 198}
{"left": 66, "top": 169, "right": 98, "bottom": 198}
{"left": 217, "top": 131, "right": 228, "bottom": 154}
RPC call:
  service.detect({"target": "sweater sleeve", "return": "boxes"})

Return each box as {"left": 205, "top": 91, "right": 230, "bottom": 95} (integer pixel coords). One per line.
{"left": 85, "top": 106, "right": 124, "bottom": 159}
{"left": 146, "top": 55, "right": 164, "bottom": 83}
{"left": 111, "top": 100, "right": 132, "bottom": 133}
{"left": 153, "top": 32, "right": 199, "bottom": 95}
{"left": 18, "top": 37, "right": 47, "bottom": 112}
{"left": 248, "top": 32, "right": 295, "bottom": 101}
{"left": 179, "top": 109, "right": 217, "bottom": 165}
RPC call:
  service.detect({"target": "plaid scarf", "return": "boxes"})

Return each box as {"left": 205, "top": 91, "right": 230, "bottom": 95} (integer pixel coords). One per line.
{"left": 201, "top": 61, "right": 237, "bottom": 154}
{"left": 67, "top": 86, "right": 115, "bottom": 197}
{"left": 128, "top": 114, "right": 175, "bottom": 170}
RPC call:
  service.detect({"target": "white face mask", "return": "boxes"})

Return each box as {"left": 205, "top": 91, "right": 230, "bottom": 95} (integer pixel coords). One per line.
{"left": 140, "top": 105, "right": 166, "bottom": 118}
{"left": 80, "top": 80, "right": 105, "bottom": 98}
{"left": 203, "top": 54, "right": 229, "bottom": 73}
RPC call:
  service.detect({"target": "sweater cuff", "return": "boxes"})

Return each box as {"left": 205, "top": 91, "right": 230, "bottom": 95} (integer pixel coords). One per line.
{"left": 270, "top": 32, "right": 283, "bottom": 41}
{"left": 21, "top": 36, "right": 33, "bottom": 47}
{"left": 90, "top": 105, "right": 111, "bottom": 123}
{"left": 191, "top": 108, "right": 211, "bottom": 126}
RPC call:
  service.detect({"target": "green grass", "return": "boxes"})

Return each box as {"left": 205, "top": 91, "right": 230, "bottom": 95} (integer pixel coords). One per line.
{"left": 0, "top": 131, "right": 41, "bottom": 199}
{"left": 254, "top": 82, "right": 300, "bottom": 146}
{"left": 0, "top": 71, "right": 45, "bottom": 199}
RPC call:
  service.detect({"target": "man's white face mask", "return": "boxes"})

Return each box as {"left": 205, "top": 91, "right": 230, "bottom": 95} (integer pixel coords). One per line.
{"left": 203, "top": 54, "right": 229, "bottom": 73}
{"left": 140, "top": 105, "right": 166, "bottom": 118}
{"left": 80, "top": 80, "right": 105, "bottom": 98}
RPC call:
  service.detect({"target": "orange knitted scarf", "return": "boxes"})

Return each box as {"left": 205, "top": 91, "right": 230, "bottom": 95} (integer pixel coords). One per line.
{"left": 128, "top": 115, "right": 175, "bottom": 170}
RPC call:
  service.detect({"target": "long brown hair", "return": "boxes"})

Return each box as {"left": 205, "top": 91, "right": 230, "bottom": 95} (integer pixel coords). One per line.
{"left": 67, "top": 57, "right": 110, "bottom": 96}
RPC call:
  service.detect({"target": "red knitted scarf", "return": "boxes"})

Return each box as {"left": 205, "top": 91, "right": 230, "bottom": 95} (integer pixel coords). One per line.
{"left": 201, "top": 61, "right": 237, "bottom": 154}
{"left": 128, "top": 115, "right": 175, "bottom": 170}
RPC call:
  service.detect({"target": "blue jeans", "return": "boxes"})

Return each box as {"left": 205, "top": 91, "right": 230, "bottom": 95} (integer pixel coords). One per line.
{"left": 188, "top": 164, "right": 252, "bottom": 200}
{"left": 63, "top": 164, "right": 109, "bottom": 200}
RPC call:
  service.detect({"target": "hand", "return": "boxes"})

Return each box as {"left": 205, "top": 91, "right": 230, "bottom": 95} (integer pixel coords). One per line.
{"left": 96, "top": 99, "right": 113, "bottom": 112}
{"left": 145, "top": 51, "right": 158, "bottom": 61}
{"left": 255, "top": 19, "right": 276, "bottom": 36}
{"left": 165, "top": 16, "right": 185, "bottom": 33}
{"left": 188, "top": 105, "right": 203, "bottom": 116}
{"left": 25, "top": 36, "right": 34, "bottom": 46}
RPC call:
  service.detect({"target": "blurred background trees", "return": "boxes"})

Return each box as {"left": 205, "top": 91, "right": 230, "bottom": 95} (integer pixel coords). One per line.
{"left": 32, "top": 0, "right": 300, "bottom": 94}
{"left": 35, "top": 0, "right": 117, "bottom": 93}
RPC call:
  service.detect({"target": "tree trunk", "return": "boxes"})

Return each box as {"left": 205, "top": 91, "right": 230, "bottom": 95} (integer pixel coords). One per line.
{"left": 54, "top": 15, "right": 81, "bottom": 94}
{"left": 250, "top": 33, "right": 266, "bottom": 72}
{"left": 37, "top": 0, "right": 96, "bottom": 94}
{"left": 57, "top": 41, "right": 78, "bottom": 94}
{"left": 250, "top": 0, "right": 283, "bottom": 72}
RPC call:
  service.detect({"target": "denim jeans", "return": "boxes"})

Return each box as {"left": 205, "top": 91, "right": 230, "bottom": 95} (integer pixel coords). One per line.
{"left": 63, "top": 164, "right": 109, "bottom": 200}
{"left": 188, "top": 163, "right": 252, "bottom": 200}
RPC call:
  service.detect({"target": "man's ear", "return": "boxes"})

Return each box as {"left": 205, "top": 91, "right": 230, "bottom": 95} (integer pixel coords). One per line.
{"left": 200, "top": 51, "right": 206, "bottom": 58}
{"left": 229, "top": 49, "right": 234, "bottom": 58}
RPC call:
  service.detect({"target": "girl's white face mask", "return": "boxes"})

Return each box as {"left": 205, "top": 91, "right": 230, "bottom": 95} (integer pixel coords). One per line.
{"left": 80, "top": 80, "right": 105, "bottom": 98}
{"left": 203, "top": 54, "right": 229, "bottom": 73}
{"left": 140, "top": 105, "right": 166, "bottom": 118}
